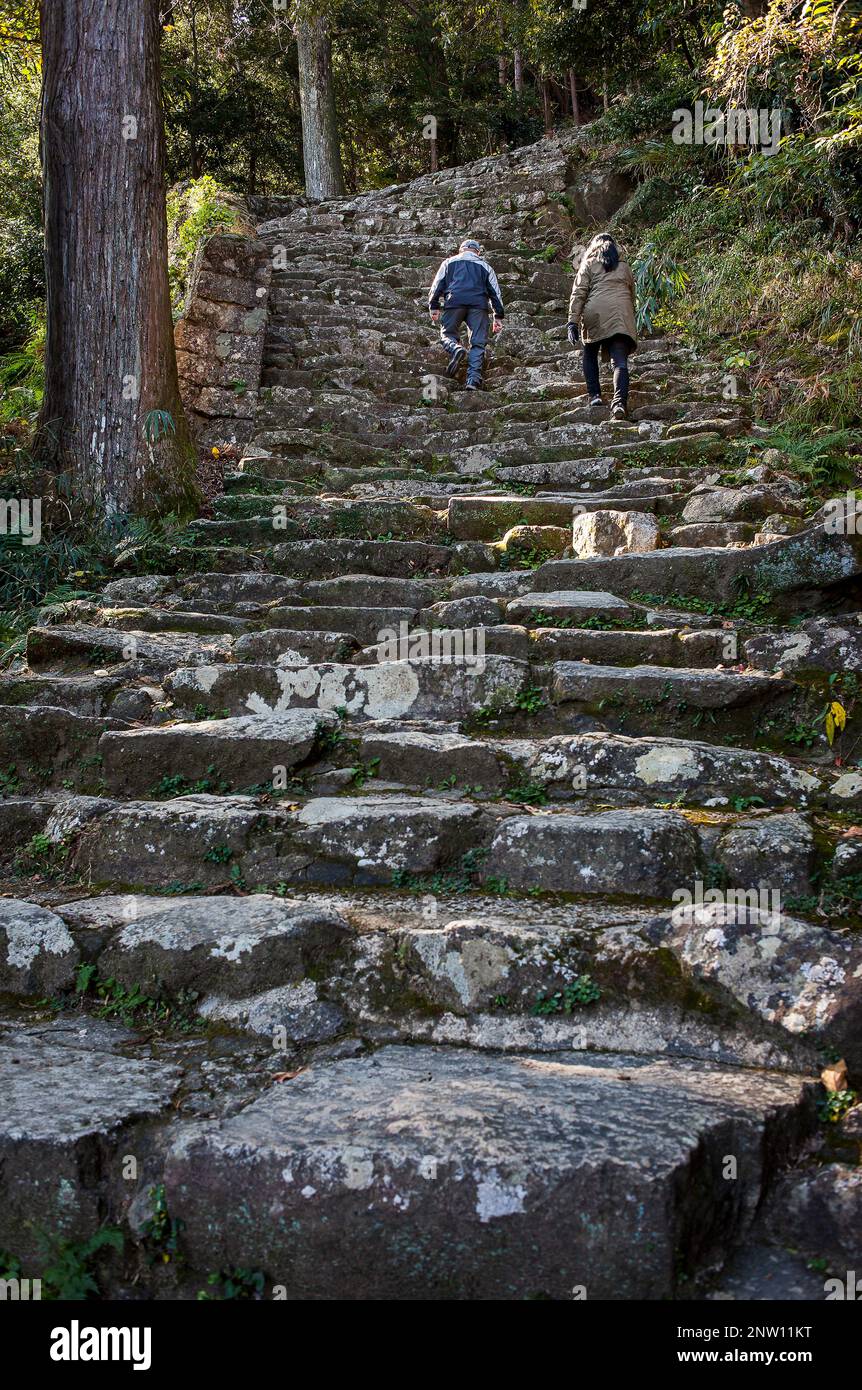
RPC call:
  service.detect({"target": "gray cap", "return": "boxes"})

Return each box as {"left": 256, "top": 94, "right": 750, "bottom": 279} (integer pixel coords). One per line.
{"left": 459, "top": 239, "right": 481, "bottom": 253}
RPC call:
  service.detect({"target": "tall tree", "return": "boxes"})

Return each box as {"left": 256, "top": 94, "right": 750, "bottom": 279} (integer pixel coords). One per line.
{"left": 39, "top": 0, "right": 198, "bottom": 518}
{"left": 294, "top": 6, "right": 344, "bottom": 198}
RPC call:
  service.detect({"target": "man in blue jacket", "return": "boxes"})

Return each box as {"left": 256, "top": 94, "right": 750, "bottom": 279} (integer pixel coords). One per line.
{"left": 428, "top": 239, "right": 504, "bottom": 390}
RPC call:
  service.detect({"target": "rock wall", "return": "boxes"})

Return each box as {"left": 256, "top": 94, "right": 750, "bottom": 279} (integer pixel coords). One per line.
{"left": 174, "top": 232, "right": 272, "bottom": 454}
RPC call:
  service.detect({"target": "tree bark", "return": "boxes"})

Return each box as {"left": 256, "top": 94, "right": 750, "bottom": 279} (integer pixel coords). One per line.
{"left": 542, "top": 78, "right": 553, "bottom": 134}
{"left": 568, "top": 69, "right": 580, "bottom": 126}
{"left": 498, "top": 55, "right": 507, "bottom": 87}
{"left": 295, "top": 13, "right": 345, "bottom": 200}
{"left": 513, "top": 49, "right": 524, "bottom": 94}
{"left": 39, "top": 0, "right": 198, "bottom": 520}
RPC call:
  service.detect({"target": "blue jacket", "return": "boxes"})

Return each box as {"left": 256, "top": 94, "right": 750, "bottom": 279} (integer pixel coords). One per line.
{"left": 428, "top": 251, "right": 505, "bottom": 318}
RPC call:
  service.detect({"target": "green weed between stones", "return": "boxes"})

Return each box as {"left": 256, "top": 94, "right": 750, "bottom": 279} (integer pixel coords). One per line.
{"left": 151, "top": 765, "right": 231, "bottom": 799}
{"left": 68, "top": 963, "right": 203, "bottom": 1034}
{"left": 140, "top": 1183, "right": 185, "bottom": 1269}
{"left": 532, "top": 976, "right": 602, "bottom": 1015}
{"left": 818, "top": 1089, "right": 857, "bottom": 1125}
{"left": 630, "top": 586, "right": 774, "bottom": 622}
{"left": 1, "top": 1227, "right": 123, "bottom": 1300}
{"left": 198, "top": 1267, "right": 266, "bottom": 1300}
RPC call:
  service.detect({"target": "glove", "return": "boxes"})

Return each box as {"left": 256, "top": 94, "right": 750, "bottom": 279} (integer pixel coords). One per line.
{"left": 492, "top": 316, "right": 503, "bottom": 335}
{"left": 430, "top": 310, "right": 440, "bottom": 323}
{"left": 566, "top": 321, "right": 578, "bottom": 347}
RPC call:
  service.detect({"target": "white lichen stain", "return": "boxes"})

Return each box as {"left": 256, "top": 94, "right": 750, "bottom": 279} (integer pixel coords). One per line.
{"left": 474, "top": 1168, "right": 527, "bottom": 1223}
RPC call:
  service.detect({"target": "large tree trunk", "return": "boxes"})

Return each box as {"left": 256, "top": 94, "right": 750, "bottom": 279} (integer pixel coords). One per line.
{"left": 542, "top": 78, "right": 553, "bottom": 134}
{"left": 295, "top": 14, "right": 345, "bottom": 200}
{"left": 513, "top": 49, "right": 524, "bottom": 94}
{"left": 568, "top": 69, "right": 580, "bottom": 126}
{"left": 39, "top": 0, "right": 198, "bottom": 520}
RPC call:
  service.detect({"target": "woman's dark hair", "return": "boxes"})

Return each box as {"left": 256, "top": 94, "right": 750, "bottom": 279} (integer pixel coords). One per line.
{"left": 591, "top": 233, "right": 619, "bottom": 272}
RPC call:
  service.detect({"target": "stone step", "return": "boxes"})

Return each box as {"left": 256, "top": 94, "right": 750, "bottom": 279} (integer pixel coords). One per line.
{"left": 343, "top": 725, "right": 822, "bottom": 808}
{"left": 100, "top": 710, "right": 335, "bottom": 797}
{"left": 532, "top": 525, "right": 862, "bottom": 610}
{"left": 160, "top": 1044, "right": 813, "bottom": 1299}
{"left": 70, "top": 792, "right": 495, "bottom": 890}
{"left": 271, "top": 538, "right": 495, "bottom": 580}
{"left": 446, "top": 494, "right": 660, "bottom": 541}
{"left": 0, "top": 705, "right": 127, "bottom": 793}
{"left": 41, "top": 602, "right": 253, "bottom": 638}
{"left": 0, "top": 672, "right": 128, "bottom": 717}
{"left": 100, "top": 572, "right": 304, "bottom": 612}
{"left": 165, "top": 653, "right": 532, "bottom": 722}
{"left": 262, "top": 604, "right": 418, "bottom": 646}
{"left": 0, "top": 1031, "right": 180, "bottom": 1268}
{"left": 26, "top": 624, "right": 233, "bottom": 676}
{"left": 550, "top": 662, "right": 788, "bottom": 713}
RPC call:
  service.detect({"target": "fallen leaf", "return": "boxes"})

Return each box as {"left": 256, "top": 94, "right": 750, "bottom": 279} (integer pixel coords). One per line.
{"left": 273, "top": 1069, "right": 304, "bottom": 1083}
{"left": 821, "top": 1059, "right": 847, "bottom": 1092}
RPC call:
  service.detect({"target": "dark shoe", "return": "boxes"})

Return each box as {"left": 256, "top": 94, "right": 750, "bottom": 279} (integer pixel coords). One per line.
{"left": 465, "top": 380, "right": 481, "bottom": 391}
{"left": 445, "top": 346, "right": 467, "bottom": 379}
{"left": 611, "top": 402, "right": 627, "bottom": 420}
{"left": 589, "top": 395, "right": 603, "bottom": 407}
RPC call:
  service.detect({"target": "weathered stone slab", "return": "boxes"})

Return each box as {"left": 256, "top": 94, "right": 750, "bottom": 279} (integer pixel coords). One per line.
{"left": 551, "top": 662, "right": 785, "bottom": 710}
{"left": 100, "top": 710, "right": 334, "bottom": 796}
{"left": 164, "top": 1045, "right": 811, "bottom": 1300}
{"left": 0, "top": 1033, "right": 179, "bottom": 1265}
{"left": 0, "top": 899, "right": 79, "bottom": 996}
{"left": 0, "top": 706, "right": 127, "bottom": 791}
{"left": 766, "top": 1164, "right": 862, "bottom": 1274}
{"left": 533, "top": 526, "right": 862, "bottom": 605}
{"left": 166, "top": 655, "right": 531, "bottom": 722}
{"left": 571, "top": 509, "right": 660, "bottom": 558}
{"left": 513, "top": 733, "right": 821, "bottom": 807}
{"left": 26, "top": 623, "right": 232, "bottom": 675}
{"left": 233, "top": 629, "right": 360, "bottom": 664}
{"left": 715, "top": 813, "right": 815, "bottom": 897}
{"left": 507, "top": 589, "right": 631, "bottom": 624}
{"left": 745, "top": 615, "right": 862, "bottom": 677}
{"left": 663, "top": 902, "right": 862, "bottom": 1067}
{"left": 98, "top": 895, "right": 351, "bottom": 997}
{"left": 485, "top": 809, "right": 699, "bottom": 898}
{"left": 290, "top": 796, "right": 491, "bottom": 881}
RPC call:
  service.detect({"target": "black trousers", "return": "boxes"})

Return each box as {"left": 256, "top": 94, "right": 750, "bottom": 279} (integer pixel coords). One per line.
{"left": 582, "top": 334, "right": 631, "bottom": 407}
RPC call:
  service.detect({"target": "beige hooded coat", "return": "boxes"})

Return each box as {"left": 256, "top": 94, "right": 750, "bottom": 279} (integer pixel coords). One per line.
{"left": 567, "top": 249, "right": 638, "bottom": 351}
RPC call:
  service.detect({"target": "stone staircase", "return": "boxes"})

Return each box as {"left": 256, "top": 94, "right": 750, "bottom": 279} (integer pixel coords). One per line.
{"left": 2, "top": 131, "right": 861, "bottom": 1300}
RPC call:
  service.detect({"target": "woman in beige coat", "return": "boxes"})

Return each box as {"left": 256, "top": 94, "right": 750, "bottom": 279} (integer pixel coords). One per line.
{"left": 566, "top": 233, "right": 637, "bottom": 419}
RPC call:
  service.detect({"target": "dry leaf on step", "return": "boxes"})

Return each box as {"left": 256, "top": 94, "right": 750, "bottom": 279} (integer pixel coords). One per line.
{"left": 821, "top": 1060, "right": 848, "bottom": 1092}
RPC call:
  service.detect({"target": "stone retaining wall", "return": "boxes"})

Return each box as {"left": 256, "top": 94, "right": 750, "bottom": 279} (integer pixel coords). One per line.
{"left": 174, "top": 232, "right": 272, "bottom": 454}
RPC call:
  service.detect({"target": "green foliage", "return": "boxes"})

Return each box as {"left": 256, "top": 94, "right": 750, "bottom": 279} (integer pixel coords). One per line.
{"left": 349, "top": 756, "right": 381, "bottom": 788}
{"left": 532, "top": 976, "right": 602, "bottom": 1015}
{"left": 631, "top": 241, "right": 689, "bottom": 336}
{"left": 141, "top": 1184, "right": 185, "bottom": 1267}
{"left": 204, "top": 844, "right": 233, "bottom": 864}
{"left": 36, "top": 1227, "right": 124, "bottom": 1301}
{"left": 503, "top": 777, "right": 548, "bottom": 807}
{"left": 74, "top": 963, "right": 202, "bottom": 1033}
{"left": 818, "top": 1088, "right": 857, "bottom": 1125}
{"left": 0, "top": 72, "right": 41, "bottom": 351}
{"left": 151, "top": 765, "right": 231, "bottom": 799}
{"left": 630, "top": 588, "right": 773, "bottom": 623}
{"left": 166, "top": 175, "right": 241, "bottom": 313}
{"left": 197, "top": 1266, "right": 265, "bottom": 1300}
{"left": 0, "top": 314, "right": 43, "bottom": 426}
{"left": 513, "top": 686, "right": 547, "bottom": 715}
